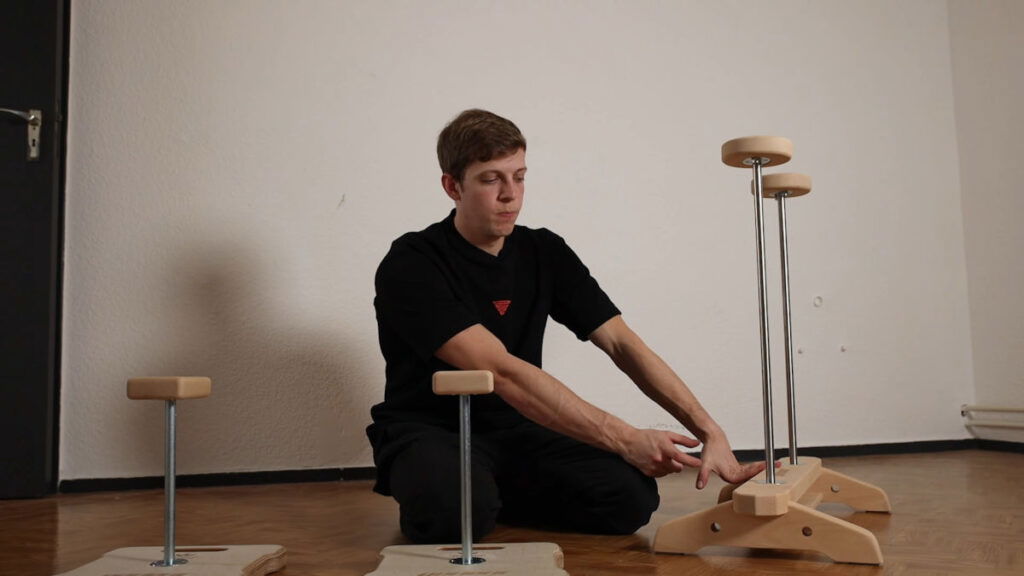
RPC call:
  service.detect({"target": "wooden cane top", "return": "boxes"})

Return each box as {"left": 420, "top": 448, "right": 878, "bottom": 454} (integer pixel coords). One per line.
{"left": 722, "top": 136, "right": 793, "bottom": 168}
{"left": 432, "top": 370, "right": 494, "bottom": 396}
{"left": 127, "top": 377, "right": 212, "bottom": 400}
{"left": 757, "top": 172, "right": 812, "bottom": 198}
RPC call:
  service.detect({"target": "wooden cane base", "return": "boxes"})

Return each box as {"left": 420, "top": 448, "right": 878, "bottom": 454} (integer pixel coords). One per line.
{"left": 54, "top": 545, "right": 286, "bottom": 576}
{"left": 653, "top": 500, "right": 883, "bottom": 564}
{"left": 656, "top": 457, "right": 890, "bottom": 565}
{"left": 365, "top": 542, "right": 569, "bottom": 575}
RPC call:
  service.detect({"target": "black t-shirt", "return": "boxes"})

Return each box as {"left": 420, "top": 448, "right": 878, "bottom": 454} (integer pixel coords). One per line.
{"left": 367, "top": 211, "right": 620, "bottom": 486}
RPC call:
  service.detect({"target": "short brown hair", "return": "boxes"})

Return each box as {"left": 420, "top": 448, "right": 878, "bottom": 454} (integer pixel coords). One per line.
{"left": 437, "top": 109, "right": 526, "bottom": 182}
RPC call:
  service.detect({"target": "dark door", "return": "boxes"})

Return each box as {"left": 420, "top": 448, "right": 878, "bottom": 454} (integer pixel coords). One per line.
{"left": 0, "top": 0, "right": 68, "bottom": 498}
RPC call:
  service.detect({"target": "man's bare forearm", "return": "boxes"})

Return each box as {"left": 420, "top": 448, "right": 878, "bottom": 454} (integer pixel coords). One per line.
{"left": 590, "top": 316, "right": 723, "bottom": 441}
{"left": 435, "top": 323, "right": 638, "bottom": 455}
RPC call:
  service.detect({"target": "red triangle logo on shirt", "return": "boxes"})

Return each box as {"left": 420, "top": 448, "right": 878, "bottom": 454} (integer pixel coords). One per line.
{"left": 493, "top": 300, "right": 511, "bottom": 316}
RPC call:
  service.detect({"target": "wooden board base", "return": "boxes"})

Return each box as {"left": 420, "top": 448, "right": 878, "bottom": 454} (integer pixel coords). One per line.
{"left": 656, "top": 459, "right": 890, "bottom": 565}
{"left": 653, "top": 500, "right": 883, "bottom": 564}
{"left": 54, "top": 545, "right": 286, "bottom": 576}
{"left": 365, "top": 542, "right": 569, "bottom": 575}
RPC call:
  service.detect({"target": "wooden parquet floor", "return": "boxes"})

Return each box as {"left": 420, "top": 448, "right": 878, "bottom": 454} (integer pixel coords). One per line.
{"left": 1, "top": 450, "right": 1021, "bottom": 576}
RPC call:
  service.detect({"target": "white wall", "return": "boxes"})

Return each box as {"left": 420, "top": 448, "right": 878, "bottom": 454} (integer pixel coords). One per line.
{"left": 62, "top": 0, "right": 976, "bottom": 480}
{"left": 948, "top": 0, "right": 1024, "bottom": 442}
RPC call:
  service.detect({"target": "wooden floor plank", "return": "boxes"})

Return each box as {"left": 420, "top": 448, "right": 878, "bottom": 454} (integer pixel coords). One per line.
{"left": 1, "top": 450, "right": 1022, "bottom": 576}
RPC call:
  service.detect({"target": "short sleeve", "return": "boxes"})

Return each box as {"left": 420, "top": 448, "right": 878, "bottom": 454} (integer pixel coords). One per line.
{"left": 374, "top": 241, "right": 479, "bottom": 360}
{"left": 543, "top": 230, "right": 621, "bottom": 341}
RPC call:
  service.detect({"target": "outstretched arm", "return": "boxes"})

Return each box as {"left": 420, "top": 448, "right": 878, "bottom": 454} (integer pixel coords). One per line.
{"left": 435, "top": 323, "right": 702, "bottom": 477}
{"left": 588, "top": 315, "right": 766, "bottom": 489}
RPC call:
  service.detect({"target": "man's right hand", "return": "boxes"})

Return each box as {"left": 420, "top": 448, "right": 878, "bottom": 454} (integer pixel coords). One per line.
{"left": 619, "top": 429, "right": 703, "bottom": 477}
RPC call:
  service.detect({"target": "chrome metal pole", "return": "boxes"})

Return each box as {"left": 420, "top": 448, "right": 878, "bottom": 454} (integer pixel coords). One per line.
{"left": 777, "top": 193, "right": 799, "bottom": 465}
{"left": 751, "top": 161, "right": 777, "bottom": 484}
{"left": 458, "top": 395, "right": 477, "bottom": 565}
{"left": 158, "top": 400, "right": 181, "bottom": 567}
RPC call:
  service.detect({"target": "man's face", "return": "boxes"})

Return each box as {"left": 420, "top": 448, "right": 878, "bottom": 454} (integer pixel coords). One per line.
{"left": 447, "top": 148, "right": 527, "bottom": 250}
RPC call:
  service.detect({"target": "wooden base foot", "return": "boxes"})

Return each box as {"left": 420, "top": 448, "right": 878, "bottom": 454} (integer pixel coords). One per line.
{"left": 365, "top": 542, "right": 568, "bottom": 575}
{"left": 654, "top": 500, "right": 883, "bottom": 564}
{"left": 810, "top": 466, "right": 892, "bottom": 512}
{"left": 54, "top": 545, "right": 286, "bottom": 576}
{"left": 657, "top": 457, "right": 890, "bottom": 565}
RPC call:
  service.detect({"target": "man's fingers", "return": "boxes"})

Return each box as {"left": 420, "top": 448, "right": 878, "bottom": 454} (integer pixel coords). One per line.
{"left": 721, "top": 460, "right": 767, "bottom": 484}
{"left": 668, "top": 432, "right": 701, "bottom": 448}
{"left": 646, "top": 457, "right": 684, "bottom": 478}
{"left": 743, "top": 460, "right": 767, "bottom": 479}
{"left": 696, "top": 464, "right": 711, "bottom": 490}
{"left": 669, "top": 449, "right": 702, "bottom": 469}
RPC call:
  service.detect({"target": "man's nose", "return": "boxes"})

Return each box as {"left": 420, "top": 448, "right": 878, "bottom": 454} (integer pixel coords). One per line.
{"left": 498, "top": 181, "right": 517, "bottom": 201}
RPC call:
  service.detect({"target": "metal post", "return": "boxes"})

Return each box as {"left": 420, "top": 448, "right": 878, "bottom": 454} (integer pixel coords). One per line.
{"left": 777, "top": 193, "right": 799, "bottom": 465}
{"left": 751, "top": 160, "right": 777, "bottom": 484}
{"left": 452, "top": 394, "right": 483, "bottom": 565}
{"left": 154, "top": 399, "right": 184, "bottom": 567}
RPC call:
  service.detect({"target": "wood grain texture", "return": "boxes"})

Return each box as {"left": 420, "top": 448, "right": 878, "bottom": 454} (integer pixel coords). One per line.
{"left": 2, "top": 450, "right": 1022, "bottom": 576}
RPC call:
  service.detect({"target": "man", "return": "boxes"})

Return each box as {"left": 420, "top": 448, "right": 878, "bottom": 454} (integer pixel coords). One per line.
{"left": 368, "top": 109, "right": 764, "bottom": 543}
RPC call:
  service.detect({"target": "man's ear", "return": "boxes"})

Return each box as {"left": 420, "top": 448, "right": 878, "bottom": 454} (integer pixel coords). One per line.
{"left": 441, "top": 174, "right": 461, "bottom": 202}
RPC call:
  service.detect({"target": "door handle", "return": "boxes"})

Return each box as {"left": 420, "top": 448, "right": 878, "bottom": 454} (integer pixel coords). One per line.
{"left": 0, "top": 107, "right": 42, "bottom": 161}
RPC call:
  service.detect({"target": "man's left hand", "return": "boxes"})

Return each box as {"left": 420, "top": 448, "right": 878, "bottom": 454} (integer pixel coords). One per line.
{"left": 695, "top": 431, "right": 771, "bottom": 489}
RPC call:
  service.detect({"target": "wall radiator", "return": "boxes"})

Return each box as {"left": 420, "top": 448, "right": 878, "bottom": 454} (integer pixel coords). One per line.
{"left": 960, "top": 405, "right": 1024, "bottom": 430}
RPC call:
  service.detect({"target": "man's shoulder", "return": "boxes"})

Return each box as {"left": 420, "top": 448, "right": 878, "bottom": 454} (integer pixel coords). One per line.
{"left": 512, "top": 223, "right": 572, "bottom": 256}
{"left": 376, "top": 217, "right": 451, "bottom": 282}
{"left": 514, "top": 222, "right": 563, "bottom": 244}
{"left": 383, "top": 218, "right": 448, "bottom": 258}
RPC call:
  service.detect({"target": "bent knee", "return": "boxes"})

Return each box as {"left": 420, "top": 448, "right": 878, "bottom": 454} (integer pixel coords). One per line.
{"left": 400, "top": 502, "right": 498, "bottom": 543}
{"left": 584, "top": 475, "right": 660, "bottom": 534}
{"left": 397, "top": 481, "right": 501, "bottom": 543}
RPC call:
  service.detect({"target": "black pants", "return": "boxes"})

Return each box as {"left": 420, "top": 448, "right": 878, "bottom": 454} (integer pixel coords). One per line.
{"left": 387, "top": 420, "right": 659, "bottom": 543}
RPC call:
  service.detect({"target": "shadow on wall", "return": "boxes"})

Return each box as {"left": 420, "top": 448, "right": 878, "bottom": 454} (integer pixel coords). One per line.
{"left": 126, "top": 239, "right": 369, "bottom": 476}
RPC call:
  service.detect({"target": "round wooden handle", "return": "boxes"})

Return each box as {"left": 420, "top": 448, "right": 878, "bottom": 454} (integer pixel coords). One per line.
{"left": 722, "top": 136, "right": 793, "bottom": 168}
{"left": 757, "top": 172, "right": 812, "bottom": 198}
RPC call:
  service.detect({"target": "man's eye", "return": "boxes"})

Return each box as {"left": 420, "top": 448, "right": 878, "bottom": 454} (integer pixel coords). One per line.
{"left": 482, "top": 177, "right": 499, "bottom": 184}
